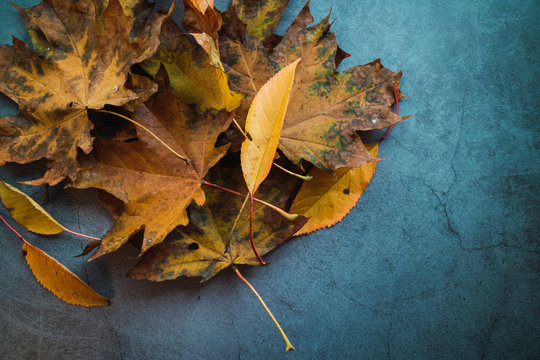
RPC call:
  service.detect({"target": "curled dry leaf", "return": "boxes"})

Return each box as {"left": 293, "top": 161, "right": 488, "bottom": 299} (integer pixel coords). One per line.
{"left": 183, "top": 0, "right": 223, "bottom": 68}
{"left": 290, "top": 144, "right": 379, "bottom": 235}
{"left": 75, "top": 68, "right": 233, "bottom": 259}
{"left": 221, "top": 2, "right": 408, "bottom": 171}
{"left": 241, "top": 58, "right": 301, "bottom": 194}
{"left": 123, "top": 73, "right": 159, "bottom": 111}
{"left": 0, "top": 181, "right": 64, "bottom": 235}
{"left": 0, "top": 0, "right": 171, "bottom": 185}
{"left": 142, "top": 18, "right": 243, "bottom": 113}
{"left": 186, "top": 0, "right": 214, "bottom": 14}
{"left": 23, "top": 241, "right": 110, "bottom": 306}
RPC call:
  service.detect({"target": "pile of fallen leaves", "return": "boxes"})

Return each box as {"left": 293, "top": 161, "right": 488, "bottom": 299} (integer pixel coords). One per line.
{"left": 0, "top": 0, "right": 407, "bottom": 352}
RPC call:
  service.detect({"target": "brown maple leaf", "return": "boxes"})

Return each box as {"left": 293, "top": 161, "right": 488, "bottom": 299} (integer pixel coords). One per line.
{"left": 74, "top": 68, "right": 233, "bottom": 259}
{"left": 0, "top": 0, "right": 170, "bottom": 185}
{"left": 127, "top": 162, "right": 306, "bottom": 282}
{"left": 220, "top": 2, "right": 408, "bottom": 172}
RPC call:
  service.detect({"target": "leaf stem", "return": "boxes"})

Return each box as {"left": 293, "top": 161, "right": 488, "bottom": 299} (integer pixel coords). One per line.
{"left": 377, "top": 81, "right": 400, "bottom": 145}
{"left": 232, "top": 117, "right": 252, "bottom": 140}
{"left": 61, "top": 227, "right": 100, "bottom": 241}
{"left": 200, "top": 180, "right": 298, "bottom": 221}
{"left": 0, "top": 213, "right": 28, "bottom": 244}
{"left": 97, "top": 110, "right": 190, "bottom": 165}
{"left": 232, "top": 265, "right": 295, "bottom": 353}
{"left": 225, "top": 193, "right": 249, "bottom": 253}
{"left": 249, "top": 192, "right": 267, "bottom": 265}
{"left": 273, "top": 162, "right": 312, "bottom": 181}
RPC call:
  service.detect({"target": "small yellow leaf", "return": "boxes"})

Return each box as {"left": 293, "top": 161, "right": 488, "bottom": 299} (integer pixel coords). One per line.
{"left": 0, "top": 181, "right": 64, "bottom": 235}
{"left": 23, "top": 242, "right": 110, "bottom": 307}
{"left": 241, "top": 58, "right": 301, "bottom": 194}
{"left": 290, "top": 144, "right": 379, "bottom": 235}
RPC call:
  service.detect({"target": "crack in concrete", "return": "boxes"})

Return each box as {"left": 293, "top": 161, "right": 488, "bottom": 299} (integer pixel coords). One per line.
{"left": 419, "top": 95, "right": 538, "bottom": 256}
{"left": 447, "top": 94, "right": 466, "bottom": 194}
{"left": 330, "top": 279, "right": 391, "bottom": 316}
{"left": 385, "top": 309, "right": 393, "bottom": 360}
{"left": 423, "top": 180, "right": 539, "bottom": 256}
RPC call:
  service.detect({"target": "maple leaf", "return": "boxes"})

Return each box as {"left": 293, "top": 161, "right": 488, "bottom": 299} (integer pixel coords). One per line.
{"left": 74, "top": 68, "right": 233, "bottom": 259}
{"left": 142, "top": 18, "right": 243, "bottom": 113}
{"left": 93, "top": 0, "right": 154, "bottom": 23}
{"left": 127, "top": 162, "right": 306, "bottom": 282}
{"left": 0, "top": 0, "right": 170, "bottom": 185}
{"left": 220, "top": 2, "right": 408, "bottom": 172}
{"left": 228, "top": 0, "right": 290, "bottom": 45}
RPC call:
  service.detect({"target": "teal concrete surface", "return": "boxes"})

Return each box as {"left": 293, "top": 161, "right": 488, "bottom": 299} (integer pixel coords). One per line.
{"left": 0, "top": 0, "right": 538, "bottom": 359}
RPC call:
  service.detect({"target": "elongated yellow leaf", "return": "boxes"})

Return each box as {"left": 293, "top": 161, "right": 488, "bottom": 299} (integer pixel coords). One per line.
{"left": 290, "top": 144, "right": 379, "bottom": 235}
{"left": 0, "top": 181, "right": 64, "bottom": 235}
{"left": 23, "top": 242, "right": 110, "bottom": 307}
{"left": 241, "top": 58, "right": 301, "bottom": 194}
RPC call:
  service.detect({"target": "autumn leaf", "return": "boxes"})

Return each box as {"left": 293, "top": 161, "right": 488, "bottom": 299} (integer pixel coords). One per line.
{"left": 142, "top": 18, "right": 243, "bottom": 113}
{"left": 183, "top": 0, "right": 223, "bottom": 68}
{"left": 128, "top": 160, "right": 304, "bottom": 353}
{"left": 290, "top": 143, "right": 379, "bottom": 235}
{"left": 0, "top": 180, "right": 101, "bottom": 242}
{"left": 228, "top": 0, "right": 290, "bottom": 44}
{"left": 0, "top": 0, "right": 171, "bottom": 185}
{"left": 93, "top": 0, "right": 151, "bottom": 19}
{"left": 123, "top": 73, "right": 159, "bottom": 111}
{"left": 74, "top": 68, "right": 233, "bottom": 259}
{"left": 128, "top": 163, "right": 306, "bottom": 281}
{"left": 241, "top": 58, "right": 301, "bottom": 195}
{"left": 0, "top": 181, "right": 64, "bottom": 235}
{"left": 22, "top": 241, "right": 110, "bottom": 306}
{"left": 220, "top": 2, "right": 407, "bottom": 172}
{"left": 186, "top": 0, "right": 214, "bottom": 14}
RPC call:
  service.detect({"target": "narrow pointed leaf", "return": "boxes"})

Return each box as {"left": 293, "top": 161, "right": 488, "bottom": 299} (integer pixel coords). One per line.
{"left": 290, "top": 144, "right": 379, "bottom": 235}
{"left": 241, "top": 58, "right": 301, "bottom": 194}
{"left": 23, "top": 242, "right": 110, "bottom": 307}
{"left": 0, "top": 181, "right": 64, "bottom": 235}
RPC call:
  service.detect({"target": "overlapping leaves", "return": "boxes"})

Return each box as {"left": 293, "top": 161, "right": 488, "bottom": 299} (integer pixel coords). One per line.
{"left": 0, "top": 0, "right": 407, "bottom": 351}
{"left": 75, "top": 68, "right": 233, "bottom": 258}
{"left": 129, "top": 164, "right": 306, "bottom": 281}
{"left": 0, "top": 0, "right": 171, "bottom": 185}
{"left": 220, "top": 2, "right": 407, "bottom": 171}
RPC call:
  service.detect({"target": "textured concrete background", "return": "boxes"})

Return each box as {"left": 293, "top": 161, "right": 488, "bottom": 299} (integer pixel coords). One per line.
{"left": 0, "top": 0, "right": 539, "bottom": 359}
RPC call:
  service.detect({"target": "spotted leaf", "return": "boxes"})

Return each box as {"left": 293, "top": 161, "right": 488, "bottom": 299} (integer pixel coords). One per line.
{"left": 0, "top": 0, "right": 170, "bottom": 185}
